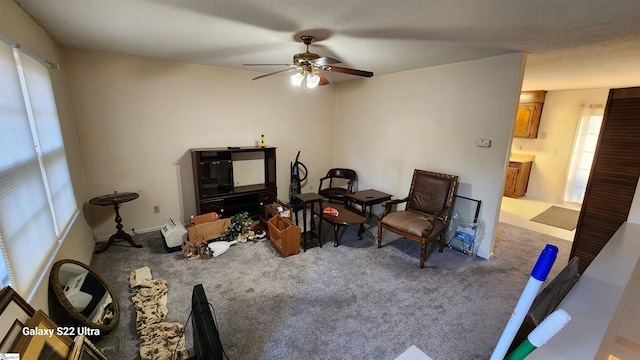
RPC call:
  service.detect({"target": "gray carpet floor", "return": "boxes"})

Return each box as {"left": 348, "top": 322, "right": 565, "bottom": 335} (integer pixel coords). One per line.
{"left": 89, "top": 217, "right": 571, "bottom": 360}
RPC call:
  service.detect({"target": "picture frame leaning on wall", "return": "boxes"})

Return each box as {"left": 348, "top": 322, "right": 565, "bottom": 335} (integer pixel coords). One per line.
{"left": 0, "top": 286, "right": 36, "bottom": 353}
{"left": 12, "top": 309, "right": 73, "bottom": 359}
{"left": 69, "top": 335, "right": 109, "bottom": 360}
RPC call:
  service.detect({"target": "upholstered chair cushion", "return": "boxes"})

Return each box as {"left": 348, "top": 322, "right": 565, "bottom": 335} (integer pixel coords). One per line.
{"left": 407, "top": 176, "right": 451, "bottom": 215}
{"left": 380, "top": 211, "right": 445, "bottom": 238}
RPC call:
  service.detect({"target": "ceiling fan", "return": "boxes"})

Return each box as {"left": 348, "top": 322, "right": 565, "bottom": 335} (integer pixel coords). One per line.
{"left": 243, "top": 36, "right": 374, "bottom": 88}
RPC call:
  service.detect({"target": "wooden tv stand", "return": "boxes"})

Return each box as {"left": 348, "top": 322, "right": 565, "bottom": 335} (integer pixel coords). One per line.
{"left": 191, "top": 147, "right": 277, "bottom": 218}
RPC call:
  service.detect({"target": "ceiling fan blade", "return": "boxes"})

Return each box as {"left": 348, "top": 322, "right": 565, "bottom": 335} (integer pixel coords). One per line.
{"left": 252, "top": 67, "right": 298, "bottom": 80}
{"left": 243, "top": 63, "right": 295, "bottom": 67}
{"left": 316, "top": 71, "right": 330, "bottom": 86}
{"left": 311, "top": 56, "right": 341, "bottom": 66}
{"left": 325, "top": 66, "right": 374, "bottom": 78}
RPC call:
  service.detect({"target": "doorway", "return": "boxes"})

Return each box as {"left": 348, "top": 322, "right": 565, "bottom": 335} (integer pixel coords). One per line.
{"left": 499, "top": 99, "right": 604, "bottom": 242}
{"left": 563, "top": 104, "right": 604, "bottom": 204}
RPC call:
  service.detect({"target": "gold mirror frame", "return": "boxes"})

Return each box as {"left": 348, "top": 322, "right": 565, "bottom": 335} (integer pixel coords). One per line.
{"left": 49, "top": 259, "right": 120, "bottom": 335}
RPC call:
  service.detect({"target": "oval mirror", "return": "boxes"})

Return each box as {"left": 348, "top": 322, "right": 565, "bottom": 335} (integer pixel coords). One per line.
{"left": 48, "top": 259, "right": 120, "bottom": 336}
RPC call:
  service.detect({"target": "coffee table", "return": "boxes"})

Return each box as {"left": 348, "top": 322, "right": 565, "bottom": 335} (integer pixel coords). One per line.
{"left": 345, "top": 189, "right": 392, "bottom": 217}
{"left": 313, "top": 201, "right": 365, "bottom": 247}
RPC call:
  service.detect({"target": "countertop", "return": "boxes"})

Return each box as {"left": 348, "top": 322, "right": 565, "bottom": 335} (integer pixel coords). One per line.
{"left": 509, "top": 153, "right": 535, "bottom": 163}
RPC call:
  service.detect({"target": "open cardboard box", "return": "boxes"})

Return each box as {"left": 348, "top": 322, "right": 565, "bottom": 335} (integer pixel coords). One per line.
{"left": 188, "top": 217, "right": 231, "bottom": 242}
{"left": 264, "top": 200, "right": 292, "bottom": 220}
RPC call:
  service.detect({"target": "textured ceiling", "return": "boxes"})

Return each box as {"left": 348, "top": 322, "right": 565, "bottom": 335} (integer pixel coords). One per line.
{"left": 14, "top": 0, "right": 640, "bottom": 90}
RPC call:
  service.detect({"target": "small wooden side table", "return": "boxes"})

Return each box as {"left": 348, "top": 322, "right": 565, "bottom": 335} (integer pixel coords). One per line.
{"left": 345, "top": 189, "right": 393, "bottom": 217}
{"left": 294, "top": 193, "right": 324, "bottom": 251}
{"left": 89, "top": 191, "right": 143, "bottom": 254}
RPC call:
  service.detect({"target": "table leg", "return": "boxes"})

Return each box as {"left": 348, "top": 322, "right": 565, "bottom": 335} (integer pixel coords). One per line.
{"left": 358, "top": 224, "right": 365, "bottom": 240}
{"left": 333, "top": 225, "right": 340, "bottom": 247}
{"left": 354, "top": 201, "right": 370, "bottom": 217}
{"left": 94, "top": 203, "right": 142, "bottom": 254}
{"left": 317, "top": 205, "right": 322, "bottom": 248}
{"left": 302, "top": 202, "right": 308, "bottom": 252}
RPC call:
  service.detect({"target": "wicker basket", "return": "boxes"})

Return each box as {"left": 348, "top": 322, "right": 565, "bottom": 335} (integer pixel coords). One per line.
{"left": 268, "top": 215, "right": 301, "bottom": 257}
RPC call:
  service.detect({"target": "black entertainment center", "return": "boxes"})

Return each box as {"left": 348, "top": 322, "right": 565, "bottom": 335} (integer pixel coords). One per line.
{"left": 191, "top": 147, "right": 277, "bottom": 218}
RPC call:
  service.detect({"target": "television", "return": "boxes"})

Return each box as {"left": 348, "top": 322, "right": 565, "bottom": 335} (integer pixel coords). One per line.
{"left": 191, "top": 284, "right": 224, "bottom": 360}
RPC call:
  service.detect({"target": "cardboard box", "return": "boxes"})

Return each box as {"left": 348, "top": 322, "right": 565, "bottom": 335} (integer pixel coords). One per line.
{"left": 264, "top": 200, "right": 292, "bottom": 220}
{"left": 188, "top": 218, "right": 231, "bottom": 242}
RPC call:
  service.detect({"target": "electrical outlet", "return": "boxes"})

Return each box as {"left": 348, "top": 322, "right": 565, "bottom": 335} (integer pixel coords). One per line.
{"left": 153, "top": 205, "right": 160, "bottom": 214}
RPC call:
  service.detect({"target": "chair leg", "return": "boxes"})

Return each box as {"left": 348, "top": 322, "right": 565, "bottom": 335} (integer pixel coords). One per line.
{"left": 377, "top": 224, "right": 383, "bottom": 248}
{"left": 438, "top": 234, "right": 445, "bottom": 252}
{"left": 420, "top": 241, "right": 427, "bottom": 268}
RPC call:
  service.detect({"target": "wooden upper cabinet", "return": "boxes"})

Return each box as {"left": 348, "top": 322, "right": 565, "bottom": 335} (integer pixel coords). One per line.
{"left": 514, "top": 90, "right": 547, "bottom": 138}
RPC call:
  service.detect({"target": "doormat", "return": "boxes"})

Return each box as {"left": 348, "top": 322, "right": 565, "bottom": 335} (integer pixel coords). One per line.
{"left": 530, "top": 206, "right": 580, "bottom": 231}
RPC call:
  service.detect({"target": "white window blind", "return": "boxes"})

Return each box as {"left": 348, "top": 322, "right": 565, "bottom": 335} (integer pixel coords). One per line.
{"left": 564, "top": 105, "right": 604, "bottom": 204}
{"left": 0, "top": 40, "right": 78, "bottom": 297}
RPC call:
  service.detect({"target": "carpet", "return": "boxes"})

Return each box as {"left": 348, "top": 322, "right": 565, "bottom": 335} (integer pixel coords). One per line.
{"left": 530, "top": 206, "right": 580, "bottom": 231}
{"left": 89, "top": 219, "right": 572, "bottom": 360}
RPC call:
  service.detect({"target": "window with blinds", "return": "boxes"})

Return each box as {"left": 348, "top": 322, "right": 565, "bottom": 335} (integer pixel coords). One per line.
{"left": 0, "top": 40, "right": 78, "bottom": 299}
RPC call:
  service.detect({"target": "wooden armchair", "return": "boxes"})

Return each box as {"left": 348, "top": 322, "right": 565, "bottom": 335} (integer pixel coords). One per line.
{"left": 318, "top": 168, "right": 357, "bottom": 203}
{"left": 377, "top": 169, "right": 458, "bottom": 268}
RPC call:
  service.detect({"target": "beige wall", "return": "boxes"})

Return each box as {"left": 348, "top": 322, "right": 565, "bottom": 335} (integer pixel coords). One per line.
{"left": 61, "top": 48, "right": 337, "bottom": 238}
{"left": 334, "top": 53, "right": 527, "bottom": 258}
{"left": 63, "top": 48, "right": 526, "bottom": 259}
{"left": 512, "top": 89, "right": 610, "bottom": 202}
{"left": 0, "top": 1, "right": 94, "bottom": 309}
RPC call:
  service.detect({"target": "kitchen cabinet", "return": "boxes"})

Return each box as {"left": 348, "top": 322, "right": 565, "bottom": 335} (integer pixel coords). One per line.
{"left": 514, "top": 90, "right": 547, "bottom": 138}
{"left": 504, "top": 156, "right": 533, "bottom": 198}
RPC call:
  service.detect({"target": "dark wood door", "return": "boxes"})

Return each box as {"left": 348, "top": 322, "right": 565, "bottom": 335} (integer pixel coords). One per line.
{"left": 571, "top": 87, "right": 640, "bottom": 274}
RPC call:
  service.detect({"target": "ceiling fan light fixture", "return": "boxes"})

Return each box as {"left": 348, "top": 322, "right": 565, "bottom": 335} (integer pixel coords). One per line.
{"left": 245, "top": 34, "right": 373, "bottom": 87}
{"left": 306, "top": 72, "right": 320, "bottom": 88}
{"left": 290, "top": 72, "right": 304, "bottom": 86}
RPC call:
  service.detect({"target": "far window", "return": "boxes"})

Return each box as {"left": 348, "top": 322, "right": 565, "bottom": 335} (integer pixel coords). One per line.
{"left": 564, "top": 104, "right": 604, "bottom": 204}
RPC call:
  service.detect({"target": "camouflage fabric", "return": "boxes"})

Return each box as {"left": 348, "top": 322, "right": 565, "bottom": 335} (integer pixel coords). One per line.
{"left": 130, "top": 267, "right": 188, "bottom": 360}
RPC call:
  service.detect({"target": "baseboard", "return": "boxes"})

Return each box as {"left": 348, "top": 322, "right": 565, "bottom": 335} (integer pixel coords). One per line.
{"left": 95, "top": 225, "right": 161, "bottom": 243}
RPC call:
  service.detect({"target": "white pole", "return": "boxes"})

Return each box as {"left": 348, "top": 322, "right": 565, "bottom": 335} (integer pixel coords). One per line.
{"left": 490, "top": 244, "right": 558, "bottom": 360}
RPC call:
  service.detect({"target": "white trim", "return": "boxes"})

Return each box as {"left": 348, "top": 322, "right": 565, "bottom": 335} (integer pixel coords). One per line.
{"left": 25, "top": 210, "right": 79, "bottom": 303}
{"left": 95, "top": 225, "right": 161, "bottom": 243}
{"left": 0, "top": 32, "right": 55, "bottom": 70}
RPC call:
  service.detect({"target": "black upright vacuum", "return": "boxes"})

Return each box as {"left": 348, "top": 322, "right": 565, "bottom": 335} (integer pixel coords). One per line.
{"left": 289, "top": 151, "right": 307, "bottom": 205}
{"left": 289, "top": 151, "right": 308, "bottom": 224}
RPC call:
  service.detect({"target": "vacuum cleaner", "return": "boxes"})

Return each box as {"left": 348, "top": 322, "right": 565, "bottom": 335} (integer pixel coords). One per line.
{"left": 289, "top": 151, "right": 308, "bottom": 211}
